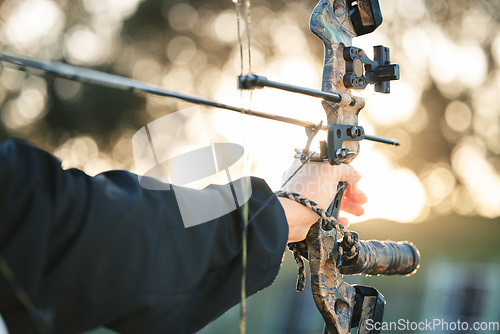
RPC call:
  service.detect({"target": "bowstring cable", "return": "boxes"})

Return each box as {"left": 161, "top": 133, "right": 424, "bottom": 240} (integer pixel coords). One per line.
{"left": 235, "top": 0, "right": 314, "bottom": 192}
{"left": 235, "top": 0, "right": 252, "bottom": 332}
{"left": 234, "top": 2, "right": 318, "bottom": 331}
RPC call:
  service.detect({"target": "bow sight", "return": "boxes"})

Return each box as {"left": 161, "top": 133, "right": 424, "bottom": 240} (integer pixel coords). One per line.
{"left": 238, "top": 20, "right": 400, "bottom": 164}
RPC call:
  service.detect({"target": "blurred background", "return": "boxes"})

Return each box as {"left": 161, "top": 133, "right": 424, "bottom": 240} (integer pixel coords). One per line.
{"left": 1, "top": 0, "right": 500, "bottom": 332}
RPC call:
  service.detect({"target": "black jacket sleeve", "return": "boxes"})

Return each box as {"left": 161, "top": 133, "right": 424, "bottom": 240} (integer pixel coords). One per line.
{"left": 0, "top": 140, "right": 288, "bottom": 334}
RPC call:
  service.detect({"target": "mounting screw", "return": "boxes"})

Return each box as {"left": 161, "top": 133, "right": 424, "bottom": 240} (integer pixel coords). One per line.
{"left": 336, "top": 149, "right": 348, "bottom": 159}
{"left": 348, "top": 126, "right": 361, "bottom": 138}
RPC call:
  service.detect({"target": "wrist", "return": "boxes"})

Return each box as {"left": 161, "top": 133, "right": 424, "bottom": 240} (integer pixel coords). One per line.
{"left": 278, "top": 197, "right": 319, "bottom": 243}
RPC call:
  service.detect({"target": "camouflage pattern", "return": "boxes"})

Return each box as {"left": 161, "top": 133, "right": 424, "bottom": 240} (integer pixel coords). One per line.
{"left": 309, "top": 0, "right": 365, "bottom": 164}
{"left": 306, "top": 1, "right": 421, "bottom": 333}
{"left": 308, "top": 2, "right": 365, "bottom": 331}
{"left": 306, "top": 1, "right": 417, "bottom": 333}
{"left": 358, "top": 295, "right": 378, "bottom": 334}
{"left": 307, "top": 222, "right": 356, "bottom": 334}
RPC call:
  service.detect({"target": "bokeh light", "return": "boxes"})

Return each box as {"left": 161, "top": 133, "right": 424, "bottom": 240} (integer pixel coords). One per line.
{"left": 3, "top": 0, "right": 64, "bottom": 52}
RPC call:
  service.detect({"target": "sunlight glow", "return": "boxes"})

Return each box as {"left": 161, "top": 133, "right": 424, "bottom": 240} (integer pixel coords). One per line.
{"left": 166, "top": 4, "right": 198, "bottom": 32}
{"left": 0, "top": 68, "right": 26, "bottom": 92}
{"left": 401, "top": 26, "right": 432, "bottom": 72}
{"left": 3, "top": 0, "right": 64, "bottom": 51}
{"left": 444, "top": 101, "right": 472, "bottom": 133}
{"left": 350, "top": 149, "right": 428, "bottom": 223}
{"left": 429, "top": 33, "right": 487, "bottom": 97}
{"left": 492, "top": 34, "right": 500, "bottom": 66}
{"left": 213, "top": 52, "right": 428, "bottom": 223}
{"left": 212, "top": 10, "right": 238, "bottom": 43}
{"left": 422, "top": 165, "right": 456, "bottom": 204}
{"left": 452, "top": 137, "right": 500, "bottom": 218}
{"left": 166, "top": 37, "right": 198, "bottom": 66}
{"left": 65, "top": 26, "right": 112, "bottom": 65}
{"left": 55, "top": 136, "right": 114, "bottom": 176}
{"left": 0, "top": 77, "right": 48, "bottom": 130}
{"left": 82, "top": 0, "right": 144, "bottom": 22}
{"left": 364, "top": 80, "right": 419, "bottom": 127}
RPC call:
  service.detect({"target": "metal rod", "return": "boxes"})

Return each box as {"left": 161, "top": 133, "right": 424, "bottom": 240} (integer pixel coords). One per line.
{"left": 364, "top": 134, "right": 400, "bottom": 146}
{"left": 238, "top": 74, "right": 348, "bottom": 103}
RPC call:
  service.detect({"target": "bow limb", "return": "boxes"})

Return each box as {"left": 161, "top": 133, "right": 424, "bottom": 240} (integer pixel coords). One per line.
{"left": 306, "top": 1, "right": 364, "bottom": 333}
{"left": 307, "top": 223, "right": 356, "bottom": 334}
{"left": 310, "top": 0, "right": 365, "bottom": 162}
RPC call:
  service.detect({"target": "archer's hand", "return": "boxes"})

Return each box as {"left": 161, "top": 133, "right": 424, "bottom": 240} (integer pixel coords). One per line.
{"left": 278, "top": 160, "right": 367, "bottom": 243}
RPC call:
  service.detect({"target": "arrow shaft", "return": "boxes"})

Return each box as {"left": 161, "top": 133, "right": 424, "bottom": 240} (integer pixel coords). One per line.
{"left": 0, "top": 52, "right": 324, "bottom": 130}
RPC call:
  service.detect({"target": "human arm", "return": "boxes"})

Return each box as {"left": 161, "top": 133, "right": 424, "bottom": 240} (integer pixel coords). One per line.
{"left": 0, "top": 139, "right": 288, "bottom": 334}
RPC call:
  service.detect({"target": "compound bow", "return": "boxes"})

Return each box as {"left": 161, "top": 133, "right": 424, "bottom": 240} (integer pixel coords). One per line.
{"left": 0, "top": 0, "right": 420, "bottom": 333}
{"left": 239, "top": 1, "right": 419, "bottom": 333}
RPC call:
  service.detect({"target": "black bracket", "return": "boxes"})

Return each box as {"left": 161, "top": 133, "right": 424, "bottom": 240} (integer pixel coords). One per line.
{"left": 324, "top": 124, "right": 365, "bottom": 165}
{"left": 351, "top": 285, "right": 386, "bottom": 334}
{"left": 343, "top": 45, "right": 400, "bottom": 93}
{"left": 348, "top": 0, "right": 383, "bottom": 36}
